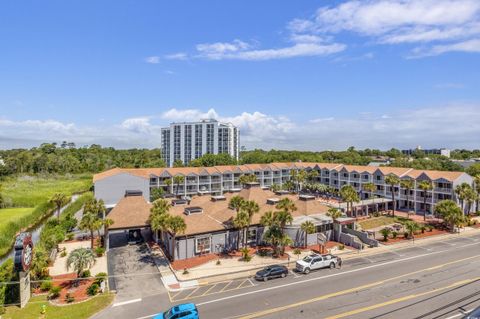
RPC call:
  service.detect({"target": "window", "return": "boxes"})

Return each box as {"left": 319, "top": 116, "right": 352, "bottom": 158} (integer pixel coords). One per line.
{"left": 195, "top": 236, "right": 211, "bottom": 254}
{"left": 247, "top": 228, "right": 257, "bottom": 243}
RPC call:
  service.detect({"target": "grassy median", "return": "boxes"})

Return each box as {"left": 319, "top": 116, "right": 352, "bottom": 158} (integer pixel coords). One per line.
{"left": 2, "top": 294, "right": 114, "bottom": 319}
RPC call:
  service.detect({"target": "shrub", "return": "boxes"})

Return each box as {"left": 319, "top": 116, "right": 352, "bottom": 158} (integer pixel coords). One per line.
{"left": 60, "top": 250, "right": 67, "bottom": 257}
{"left": 257, "top": 248, "right": 269, "bottom": 257}
{"left": 240, "top": 247, "right": 251, "bottom": 262}
{"left": 404, "top": 232, "right": 409, "bottom": 239}
{"left": 40, "top": 280, "right": 53, "bottom": 292}
{"left": 380, "top": 228, "right": 391, "bottom": 242}
{"left": 392, "top": 231, "right": 398, "bottom": 239}
{"left": 94, "top": 272, "right": 107, "bottom": 285}
{"left": 81, "top": 269, "right": 91, "bottom": 278}
{"left": 65, "top": 293, "right": 75, "bottom": 303}
{"left": 48, "top": 286, "right": 61, "bottom": 299}
{"left": 66, "top": 232, "right": 75, "bottom": 241}
{"left": 293, "top": 248, "right": 302, "bottom": 257}
{"left": 95, "top": 247, "right": 105, "bottom": 257}
{"left": 338, "top": 244, "right": 345, "bottom": 250}
{"left": 87, "top": 283, "right": 99, "bottom": 296}
{"left": 183, "top": 268, "right": 189, "bottom": 275}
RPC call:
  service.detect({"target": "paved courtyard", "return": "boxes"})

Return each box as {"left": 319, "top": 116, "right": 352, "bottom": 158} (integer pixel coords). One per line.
{"left": 107, "top": 232, "right": 166, "bottom": 302}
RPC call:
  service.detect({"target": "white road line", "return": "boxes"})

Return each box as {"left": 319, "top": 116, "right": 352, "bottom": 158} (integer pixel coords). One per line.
{"left": 248, "top": 278, "right": 257, "bottom": 286}
{"left": 112, "top": 298, "right": 142, "bottom": 307}
{"left": 196, "top": 249, "right": 448, "bottom": 307}
{"left": 414, "top": 245, "right": 433, "bottom": 251}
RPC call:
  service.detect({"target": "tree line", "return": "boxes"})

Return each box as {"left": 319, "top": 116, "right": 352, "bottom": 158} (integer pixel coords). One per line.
{"left": 1, "top": 143, "right": 478, "bottom": 178}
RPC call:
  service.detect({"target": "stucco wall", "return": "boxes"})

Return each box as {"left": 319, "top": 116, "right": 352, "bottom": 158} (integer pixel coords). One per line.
{"left": 94, "top": 173, "right": 150, "bottom": 206}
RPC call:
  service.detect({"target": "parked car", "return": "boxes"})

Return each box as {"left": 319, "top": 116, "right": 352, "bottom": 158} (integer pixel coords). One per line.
{"left": 154, "top": 303, "right": 199, "bottom": 319}
{"left": 462, "top": 306, "right": 480, "bottom": 319}
{"left": 254, "top": 265, "right": 288, "bottom": 281}
{"left": 296, "top": 253, "right": 338, "bottom": 274}
{"left": 127, "top": 229, "right": 143, "bottom": 244}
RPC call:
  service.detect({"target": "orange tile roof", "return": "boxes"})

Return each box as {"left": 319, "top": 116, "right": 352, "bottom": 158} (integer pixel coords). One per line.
{"left": 93, "top": 163, "right": 467, "bottom": 183}
{"left": 108, "top": 195, "right": 152, "bottom": 230}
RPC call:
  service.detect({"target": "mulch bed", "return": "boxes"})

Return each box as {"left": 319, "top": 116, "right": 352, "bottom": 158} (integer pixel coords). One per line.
{"left": 48, "top": 273, "right": 95, "bottom": 305}
{"left": 381, "top": 228, "right": 449, "bottom": 245}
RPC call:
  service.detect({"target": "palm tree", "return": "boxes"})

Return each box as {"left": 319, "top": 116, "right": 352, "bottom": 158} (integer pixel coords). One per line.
{"left": 418, "top": 180, "right": 433, "bottom": 220}
{"left": 340, "top": 185, "right": 359, "bottom": 217}
{"left": 435, "top": 199, "right": 463, "bottom": 232}
{"left": 404, "top": 221, "right": 420, "bottom": 242}
{"left": 149, "top": 199, "right": 171, "bottom": 243}
{"left": 239, "top": 174, "right": 257, "bottom": 186}
{"left": 79, "top": 211, "right": 101, "bottom": 249}
{"left": 275, "top": 198, "right": 297, "bottom": 218}
{"left": 166, "top": 215, "right": 187, "bottom": 262}
{"left": 474, "top": 175, "right": 480, "bottom": 214}
{"left": 300, "top": 221, "right": 316, "bottom": 248}
{"left": 165, "top": 178, "right": 172, "bottom": 194}
{"left": 229, "top": 195, "right": 245, "bottom": 213}
{"left": 66, "top": 248, "right": 96, "bottom": 278}
{"left": 464, "top": 187, "right": 478, "bottom": 215}
{"left": 400, "top": 179, "right": 414, "bottom": 211}
{"left": 49, "top": 193, "right": 69, "bottom": 219}
{"left": 307, "top": 170, "right": 319, "bottom": 183}
{"left": 362, "top": 182, "right": 376, "bottom": 200}
{"left": 173, "top": 175, "right": 185, "bottom": 197}
{"left": 455, "top": 183, "right": 470, "bottom": 213}
{"left": 263, "top": 224, "right": 283, "bottom": 257}
{"left": 297, "top": 170, "right": 308, "bottom": 192}
{"left": 379, "top": 228, "right": 391, "bottom": 242}
{"left": 385, "top": 174, "right": 400, "bottom": 217}
{"left": 260, "top": 211, "right": 274, "bottom": 227}
{"left": 242, "top": 200, "right": 260, "bottom": 246}
{"left": 326, "top": 207, "right": 343, "bottom": 241}
{"left": 233, "top": 210, "right": 249, "bottom": 249}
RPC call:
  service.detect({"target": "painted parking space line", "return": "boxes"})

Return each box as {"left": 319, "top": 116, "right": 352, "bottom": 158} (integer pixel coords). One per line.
{"left": 200, "top": 283, "right": 218, "bottom": 296}
{"left": 112, "top": 298, "right": 142, "bottom": 307}
{"left": 219, "top": 280, "right": 234, "bottom": 292}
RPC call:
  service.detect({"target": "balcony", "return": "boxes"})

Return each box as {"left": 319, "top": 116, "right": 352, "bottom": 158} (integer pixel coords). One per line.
{"left": 434, "top": 187, "right": 453, "bottom": 193}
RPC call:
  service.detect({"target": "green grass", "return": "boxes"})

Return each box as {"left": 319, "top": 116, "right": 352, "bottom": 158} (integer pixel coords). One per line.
{"left": 2, "top": 293, "right": 114, "bottom": 319}
{"left": 0, "top": 208, "right": 33, "bottom": 229}
{"left": 359, "top": 215, "right": 411, "bottom": 230}
{"left": 2, "top": 174, "right": 92, "bottom": 207}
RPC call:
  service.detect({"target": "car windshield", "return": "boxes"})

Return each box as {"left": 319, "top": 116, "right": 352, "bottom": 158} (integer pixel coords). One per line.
{"left": 164, "top": 308, "right": 174, "bottom": 319}
{"left": 303, "top": 256, "right": 313, "bottom": 262}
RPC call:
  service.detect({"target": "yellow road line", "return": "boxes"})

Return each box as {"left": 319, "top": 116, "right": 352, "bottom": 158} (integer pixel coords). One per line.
{"left": 183, "top": 287, "right": 200, "bottom": 299}
{"left": 219, "top": 281, "right": 234, "bottom": 293}
{"left": 237, "top": 254, "right": 480, "bottom": 319}
{"left": 237, "top": 279, "right": 251, "bottom": 289}
{"left": 201, "top": 283, "right": 219, "bottom": 296}
{"left": 325, "top": 277, "right": 480, "bottom": 319}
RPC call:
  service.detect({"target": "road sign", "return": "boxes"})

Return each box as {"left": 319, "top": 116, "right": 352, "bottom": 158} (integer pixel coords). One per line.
{"left": 317, "top": 233, "right": 327, "bottom": 245}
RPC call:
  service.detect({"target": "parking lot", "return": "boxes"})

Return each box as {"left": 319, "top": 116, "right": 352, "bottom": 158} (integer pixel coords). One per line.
{"left": 108, "top": 231, "right": 166, "bottom": 302}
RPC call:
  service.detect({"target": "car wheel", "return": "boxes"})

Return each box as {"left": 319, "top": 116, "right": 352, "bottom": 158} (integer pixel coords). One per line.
{"left": 281, "top": 272, "right": 286, "bottom": 278}
{"left": 330, "top": 262, "right": 335, "bottom": 269}
{"left": 304, "top": 268, "right": 310, "bottom": 274}
{"left": 263, "top": 277, "right": 268, "bottom": 282}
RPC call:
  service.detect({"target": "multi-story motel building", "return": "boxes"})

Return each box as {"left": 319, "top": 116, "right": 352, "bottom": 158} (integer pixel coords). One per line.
{"left": 94, "top": 163, "right": 473, "bottom": 260}
{"left": 161, "top": 119, "right": 239, "bottom": 167}
{"left": 94, "top": 162, "right": 473, "bottom": 214}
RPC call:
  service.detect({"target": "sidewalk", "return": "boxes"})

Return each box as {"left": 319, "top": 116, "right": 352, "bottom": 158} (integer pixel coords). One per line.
{"left": 148, "top": 227, "right": 480, "bottom": 291}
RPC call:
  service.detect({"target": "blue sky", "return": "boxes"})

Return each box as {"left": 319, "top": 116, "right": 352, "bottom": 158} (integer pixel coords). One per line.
{"left": 1, "top": 0, "right": 480, "bottom": 150}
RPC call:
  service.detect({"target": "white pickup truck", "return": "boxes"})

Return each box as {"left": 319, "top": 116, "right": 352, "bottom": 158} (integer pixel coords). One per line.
{"left": 295, "top": 253, "right": 339, "bottom": 274}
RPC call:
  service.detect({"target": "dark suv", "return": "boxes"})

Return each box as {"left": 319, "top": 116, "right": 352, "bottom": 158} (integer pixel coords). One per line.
{"left": 255, "top": 265, "right": 288, "bottom": 282}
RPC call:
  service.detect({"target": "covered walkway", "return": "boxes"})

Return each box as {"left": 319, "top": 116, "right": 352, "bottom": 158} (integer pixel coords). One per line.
{"left": 337, "top": 198, "right": 393, "bottom": 217}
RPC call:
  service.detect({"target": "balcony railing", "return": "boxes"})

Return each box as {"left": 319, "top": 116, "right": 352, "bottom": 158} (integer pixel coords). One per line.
{"left": 434, "top": 187, "right": 453, "bottom": 193}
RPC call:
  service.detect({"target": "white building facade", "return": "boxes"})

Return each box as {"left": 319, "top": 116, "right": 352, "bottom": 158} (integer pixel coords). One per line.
{"left": 161, "top": 119, "right": 239, "bottom": 167}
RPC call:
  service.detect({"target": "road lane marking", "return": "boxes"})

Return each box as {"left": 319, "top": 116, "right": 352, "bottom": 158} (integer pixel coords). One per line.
{"left": 196, "top": 253, "right": 480, "bottom": 311}
{"left": 184, "top": 287, "right": 200, "bottom": 299}
{"left": 200, "top": 283, "right": 218, "bottom": 296}
{"left": 325, "top": 277, "right": 480, "bottom": 319}
{"left": 219, "top": 281, "right": 234, "bottom": 292}
{"left": 445, "top": 309, "right": 474, "bottom": 319}
{"left": 112, "top": 298, "right": 142, "bottom": 307}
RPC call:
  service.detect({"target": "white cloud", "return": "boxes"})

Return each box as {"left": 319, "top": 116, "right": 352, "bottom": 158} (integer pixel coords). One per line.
{"left": 145, "top": 56, "right": 161, "bottom": 64}
{"left": 434, "top": 82, "right": 465, "bottom": 89}
{"left": 2, "top": 105, "right": 480, "bottom": 150}
{"left": 288, "top": 0, "right": 480, "bottom": 57}
{"left": 411, "top": 38, "right": 480, "bottom": 57}
{"left": 164, "top": 53, "right": 188, "bottom": 60}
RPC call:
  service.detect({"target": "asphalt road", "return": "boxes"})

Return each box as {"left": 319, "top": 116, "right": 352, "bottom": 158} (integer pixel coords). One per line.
{"left": 94, "top": 232, "right": 480, "bottom": 319}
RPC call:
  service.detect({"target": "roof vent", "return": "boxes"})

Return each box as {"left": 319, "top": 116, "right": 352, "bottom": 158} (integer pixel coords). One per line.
{"left": 184, "top": 206, "right": 203, "bottom": 215}
{"left": 267, "top": 198, "right": 280, "bottom": 205}
{"left": 299, "top": 195, "right": 315, "bottom": 201}
{"left": 274, "top": 190, "right": 290, "bottom": 196}
{"left": 172, "top": 199, "right": 188, "bottom": 206}
{"left": 125, "top": 190, "right": 143, "bottom": 197}
{"left": 211, "top": 195, "right": 226, "bottom": 202}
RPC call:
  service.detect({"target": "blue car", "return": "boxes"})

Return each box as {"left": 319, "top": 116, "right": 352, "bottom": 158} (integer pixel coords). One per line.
{"left": 154, "top": 303, "right": 199, "bottom": 319}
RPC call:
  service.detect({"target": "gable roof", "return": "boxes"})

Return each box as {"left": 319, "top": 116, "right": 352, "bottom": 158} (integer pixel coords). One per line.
{"left": 108, "top": 195, "right": 152, "bottom": 230}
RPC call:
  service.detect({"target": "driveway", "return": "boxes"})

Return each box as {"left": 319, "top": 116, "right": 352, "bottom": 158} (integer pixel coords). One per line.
{"left": 107, "top": 231, "right": 166, "bottom": 303}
